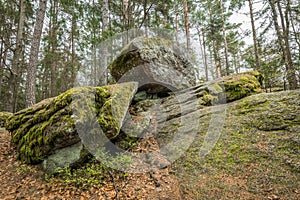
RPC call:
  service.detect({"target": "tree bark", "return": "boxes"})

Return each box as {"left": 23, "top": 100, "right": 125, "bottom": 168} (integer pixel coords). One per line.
{"left": 101, "top": 0, "right": 109, "bottom": 86}
{"left": 268, "top": 0, "right": 297, "bottom": 89}
{"left": 281, "top": 0, "right": 297, "bottom": 89}
{"left": 197, "top": 28, "right": 208, "bottom": 81}
{"left": 123, "top": 0, "right": 129, "bottom": 45}
{"left": 248, "top": 0, "right": 261, "bottom": 70}
{"left": 220, "top": 0, "right": 229, "bottom": 75}
{"left": 25, "top": 0, "right": 47, "bottom": 107}
{"left": 7, "top": 0, "right": 26, "bottom": 112}
{"left": 175, "top": 12, "right": 179, "bottom": 42}
{"left": 50, "top": 0, "right": 58, "bottom": 97}
{"left": 183, "top": 0, "right": 191, "bottom": 49}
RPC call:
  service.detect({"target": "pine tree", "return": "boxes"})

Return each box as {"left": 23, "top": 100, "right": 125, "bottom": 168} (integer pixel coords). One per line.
{"left": 26, "top": 0, "right": 47, "bottom": 107}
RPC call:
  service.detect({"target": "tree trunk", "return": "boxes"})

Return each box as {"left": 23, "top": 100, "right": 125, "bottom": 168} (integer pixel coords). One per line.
{"left": 268, "top": 0, "right": 297, "bottom": 89}
{"left": 175, "top": 12, "right": 179, "bottom": 42}
{"left": 123, "top": 0, "right": 129, "bottom": 45}
{"left": 183, "top": 0, "right": 191, "bottom": 49}
{"left": 248, "top": 0, "right": 261, "bottom": 70}
{"left": 142, "top": 0, "right": 148, "bottom": 35}
{"left": 0, "top": 37, "right": 3, "bottom": 110}
{"left": 220, "top": 0, "right": 229, "bottom": 75}
{"left": 70, "top": 10, "right": 77, "bottom": 86}
{"left": 8, "top": 0, "right": 26, "bottom": 112}
{"left": 50, "top": 0, "right": 59, "bottom": 97}
{"left": 288, "top": 4, "right": 300, "bottom": 53}
{"left": 197, "top": 28, "right": 208, "bottom": 81}
{"left": 101, "top": 0, "right": 109, "bottom": 86}
{"left": 213, "top": 40, "right": 221, "bottom": 78}
{"left": 25, "top": 0, "right": 47, "bottom": 107}
{"left": 281, "top": 0, "right": 297, "bottom": 89}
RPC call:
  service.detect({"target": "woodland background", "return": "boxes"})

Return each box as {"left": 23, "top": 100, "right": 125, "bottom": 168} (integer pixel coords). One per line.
{"left": 0, "top": 0, "right": 299, "bottom": 113}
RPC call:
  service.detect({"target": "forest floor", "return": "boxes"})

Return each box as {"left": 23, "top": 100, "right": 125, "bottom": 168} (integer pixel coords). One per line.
{"left": 0, "top": 129, "right": 181, "bottom": 200}
{"left": 1, "top": 125, "right": 299, "bottom": 200}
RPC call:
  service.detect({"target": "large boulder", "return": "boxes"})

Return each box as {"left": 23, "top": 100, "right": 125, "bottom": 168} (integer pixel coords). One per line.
{"left": 5, "top": 71, "right": 263, "bottom": 174}
{"left": 109, "top": 37, "right": 196, "bottom": 94}
{"left": 5, "top": 82, "right": 138, "bottom": 165}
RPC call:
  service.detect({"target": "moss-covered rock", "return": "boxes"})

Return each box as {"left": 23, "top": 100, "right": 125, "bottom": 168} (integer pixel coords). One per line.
{"left": 5, "top": 82, "right": 138, "bottom": 164}
{"left": 153, "top": 71, "right": 263, "bottom": 124}
{"left": 0, "top": 111, "right": 13, "bottom": 127}
{"left": 109, "top": 37, "right": 196, "bottom": 93}
{"left": 222, "top": 71, "right": 263, "bottom": 102}
{"left": 169, "top": 89, "right": 299, "bottom": 199}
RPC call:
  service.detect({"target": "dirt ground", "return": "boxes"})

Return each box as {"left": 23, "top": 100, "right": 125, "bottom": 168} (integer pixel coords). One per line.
{"left": 0, "top": 130, "right": 181, "bottom": 200}
{"left": 1, "top": 128, "right": 299, "bottom": 200}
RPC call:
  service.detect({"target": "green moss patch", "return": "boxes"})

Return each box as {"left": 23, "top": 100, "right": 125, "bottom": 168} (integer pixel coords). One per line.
{"left": 0, "top": 111, "right": 13, "bottom": 127}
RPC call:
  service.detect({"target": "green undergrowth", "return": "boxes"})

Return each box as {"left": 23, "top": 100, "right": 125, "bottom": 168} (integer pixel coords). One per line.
{"left": 44, "top": 158, "right": 129, "bottom": 190}
{"left": 45, "top": 159, "right": 106, "bottom": 189}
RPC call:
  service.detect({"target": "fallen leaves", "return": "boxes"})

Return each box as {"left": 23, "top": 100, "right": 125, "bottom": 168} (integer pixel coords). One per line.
{"left": 0, "top": 131, "right": 181, "bottom": 199}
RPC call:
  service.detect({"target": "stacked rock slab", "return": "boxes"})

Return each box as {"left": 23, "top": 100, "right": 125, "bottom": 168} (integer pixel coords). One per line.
{"left": 109, "top": 37, "right": 196, "bottom": 94}
{"left": 5, "top": 82, "right": 138, "bottom": 173}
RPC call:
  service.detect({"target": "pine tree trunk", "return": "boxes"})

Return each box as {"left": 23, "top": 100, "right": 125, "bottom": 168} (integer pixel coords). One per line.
{"left": 50, "top": 0, "right": 58, "bottom": 97}
{"left": 70, "top": 11, "right": 77, "bottom": 86}
{"left": 0, "top": 38, "right": 3, "bottom": 110}
{"left": 248, "top": 0, "right": 261, "bottom": 70}
{"left": 9, "top": 0, "right": 26, "bottom": 112}
{"left": 183, "top": 0, "right": 191, "bottom": 49}
{"left": 25, "top": 0, "right": 47, "bottom": 107}
{"left": 220, "top": 0, "right": 229, "bottom": 75}
{"left": 281, "top": 0, "right": 297, "bottom": 89}
{"left": 268, "top": 0, "right": 297, "bottom": 89}
{"left": 123, "top": 0, "right": 129, "bottom": 45}
{"left": 175, "top": 12, "right": 179, "bottom": 42}
{"left": 197, "top": 28, "right": 208, "bottom": 81}
{"left": 101, "top": 0, "right": 109, "bottom": 86}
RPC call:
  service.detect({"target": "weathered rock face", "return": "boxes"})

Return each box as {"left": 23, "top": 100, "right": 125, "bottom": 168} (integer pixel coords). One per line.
{"left": 129, "top": 71, "right": 264, "bottom": 159}
{"left": 5, "top": 82, "right": 138, "bottom": 166}
{"left": 109, "top": 37, "right": 196, "bottom": 93}
{"left": 42, "top": 142, "right": 90, "bottom": 174}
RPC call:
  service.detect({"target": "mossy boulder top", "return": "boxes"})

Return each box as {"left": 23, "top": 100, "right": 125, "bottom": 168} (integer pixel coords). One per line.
{"left": 5, "top": 82, "right": 138, "bottom": 164}
{"left": 109, "top": 37, "right": 196, "bottom": 94}
{"left": 0, "top": 111, "right": 13, "bottom": 127}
